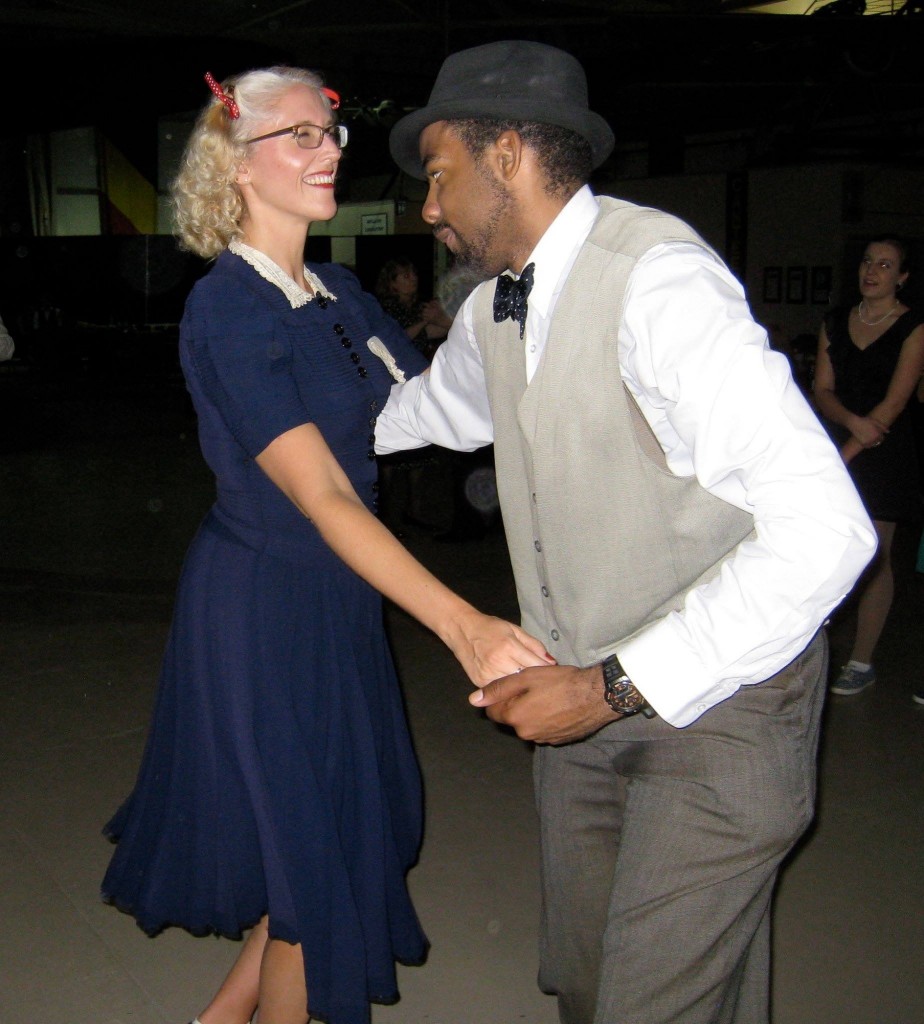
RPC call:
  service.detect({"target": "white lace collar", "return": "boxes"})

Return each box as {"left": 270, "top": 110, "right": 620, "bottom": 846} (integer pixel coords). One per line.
{"left": 228, "top": 239, "right": 337, "bottom": 309}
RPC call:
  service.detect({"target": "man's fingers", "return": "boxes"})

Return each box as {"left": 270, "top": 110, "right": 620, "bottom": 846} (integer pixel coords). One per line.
{"left": 470, "top": 679, "right": 499, "bottom": 706}
{"left": 470, "top": 673, "right": 524, "bottom": 708}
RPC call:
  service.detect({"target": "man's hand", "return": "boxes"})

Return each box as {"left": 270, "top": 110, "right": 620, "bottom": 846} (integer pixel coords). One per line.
{"left": 469, "top": 663, "right": 620, "bottom": 745}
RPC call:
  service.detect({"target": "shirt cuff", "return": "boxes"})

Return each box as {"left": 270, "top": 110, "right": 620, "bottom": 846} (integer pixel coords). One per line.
{"left": 614, "top": 619, "right": 741, "bottom": 728}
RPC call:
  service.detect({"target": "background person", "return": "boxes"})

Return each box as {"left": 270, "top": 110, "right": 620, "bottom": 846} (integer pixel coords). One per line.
{"left": 915, "top": 374, "right": 924, "bottom": 705}
{"left": 373, "top": 258, "right": 451, "bottom": 529}
{"left": 814, "top": 236, "right": 924, "bottom": 697}
{"left": 100, "top": 65, "right": 548, "bottom": 1024}
{"left": 375, "top": 256, "right": 451, "bottom": 360}
{"left": 379, "top": 39, "right": 876, "bottom": 1024}
{"left": 0, "top": 312, "right": 14, "bottom": 361}
{"left": 432, "top": 261, "right": 499, "bottom": 542}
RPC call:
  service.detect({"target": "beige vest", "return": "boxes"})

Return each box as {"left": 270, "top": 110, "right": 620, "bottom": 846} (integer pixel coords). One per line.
{"left": 473, "top": 197, "right": 754, "bottom": 667}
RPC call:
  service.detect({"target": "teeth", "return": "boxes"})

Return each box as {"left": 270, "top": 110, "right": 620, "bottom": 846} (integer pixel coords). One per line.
{"left": 304, "top": 174, "right": 334, "bottom": 185}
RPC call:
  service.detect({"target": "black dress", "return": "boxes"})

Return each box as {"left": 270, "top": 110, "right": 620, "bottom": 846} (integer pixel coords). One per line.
{"left": 101, "top": 252, "right": 430, "bottom": 1024}
{"left": 823, "top": 305, "right": 924, "bottom": 522}
{"left": 379, "top": 294, "right": 444, "bottom": 361}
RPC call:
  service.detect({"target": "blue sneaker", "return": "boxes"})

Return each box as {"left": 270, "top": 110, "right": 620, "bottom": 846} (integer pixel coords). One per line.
{"left": 830, "top": 663, "right": 876, "bottom": 695}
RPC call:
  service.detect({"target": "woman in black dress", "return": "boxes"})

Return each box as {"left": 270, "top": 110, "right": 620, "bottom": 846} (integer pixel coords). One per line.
{"left": 100, "top": 66, "right": 549, "bottom": 1024}
{"left": 374, "top": 258, "right": 451, "bottom": 360}
{"left": 814, "top": 236, "right": 924, "bottom": 696}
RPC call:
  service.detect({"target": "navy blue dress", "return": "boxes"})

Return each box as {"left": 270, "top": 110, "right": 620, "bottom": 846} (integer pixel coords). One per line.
{"left": 102, "top": 251, "right": 430, "bottom": 1024}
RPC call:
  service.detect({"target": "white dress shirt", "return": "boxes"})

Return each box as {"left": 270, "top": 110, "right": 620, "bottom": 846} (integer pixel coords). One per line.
{"left": 376, "top": 186, "right": 875, "bottom": 726}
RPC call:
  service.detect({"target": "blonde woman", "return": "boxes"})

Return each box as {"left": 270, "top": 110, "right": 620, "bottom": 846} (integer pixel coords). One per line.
{"left": 101, "top": 66, "right": 548, "bottom": 1024}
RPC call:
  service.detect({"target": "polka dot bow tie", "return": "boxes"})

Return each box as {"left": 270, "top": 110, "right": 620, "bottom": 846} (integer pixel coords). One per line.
{"left": 493, "top": 262, "right": 535, "bottom": 339}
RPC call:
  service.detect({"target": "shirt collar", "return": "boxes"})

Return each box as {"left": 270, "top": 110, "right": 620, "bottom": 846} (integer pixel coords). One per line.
{"left": 228, "top": 239, "right": 337, "bottom": 309}
{"left": 518, "top": 185, "right": 599, "bottom": 319}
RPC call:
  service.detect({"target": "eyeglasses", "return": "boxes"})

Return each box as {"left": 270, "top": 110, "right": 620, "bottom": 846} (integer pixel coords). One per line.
{"left": 245, "top": 122, "right": 349, "bottom": 150}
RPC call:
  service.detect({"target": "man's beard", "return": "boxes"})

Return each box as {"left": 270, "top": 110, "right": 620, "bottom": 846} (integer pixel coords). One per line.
{"left": 436, "top": 179, "right": 512, "bottom": 279}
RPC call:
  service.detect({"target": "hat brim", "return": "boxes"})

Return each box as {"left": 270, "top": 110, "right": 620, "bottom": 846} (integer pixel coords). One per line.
{"left": 389, "top": 98, "right": 615, "bottom": 180}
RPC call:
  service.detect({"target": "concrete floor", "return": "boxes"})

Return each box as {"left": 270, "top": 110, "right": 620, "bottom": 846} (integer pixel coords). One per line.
{"left": 1, "top": 362, "right": 922, "bottom": 1024}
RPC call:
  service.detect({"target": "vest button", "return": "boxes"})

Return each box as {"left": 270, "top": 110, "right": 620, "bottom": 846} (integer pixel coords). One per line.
{"left": 534, "top": 539, "right": 542, "bottom": 552}
{"left": 550, "top": 630, "right": 560, "bottom": 642}
{"left": 541, "top": 586, "right": 549, "bottom": 597}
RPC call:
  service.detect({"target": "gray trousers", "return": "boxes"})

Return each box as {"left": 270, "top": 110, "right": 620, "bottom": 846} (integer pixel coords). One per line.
{"left": 535, "top": 631, "right": 827, "bottom": 1024}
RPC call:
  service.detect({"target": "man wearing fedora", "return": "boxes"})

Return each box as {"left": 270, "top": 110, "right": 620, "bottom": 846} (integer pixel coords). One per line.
{"left": 377, "top": 39, "right": 875, "bottom": 1024}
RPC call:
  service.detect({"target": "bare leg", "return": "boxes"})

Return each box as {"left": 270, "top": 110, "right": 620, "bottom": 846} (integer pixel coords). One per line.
{"left": 254, "top": 938, "right": 309, "bottom": 1024}
{"left": 197, "top": 918, "right": 309, "bottom": 1024}
{"left": 198, "top": 916, "right": 268, "bottom": 1024}
{"left": 850, "top": 519, "right": 896, "bottom": 665}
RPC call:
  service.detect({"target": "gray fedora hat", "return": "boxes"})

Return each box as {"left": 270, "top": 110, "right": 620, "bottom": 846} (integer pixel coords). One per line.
{"left": 389, "top": 40, "right": 615, "bottom": 179}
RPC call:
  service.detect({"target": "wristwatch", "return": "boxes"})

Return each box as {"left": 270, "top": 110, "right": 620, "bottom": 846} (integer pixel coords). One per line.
{"left": 601, "top": 653, "right": 657, "bottom": 719}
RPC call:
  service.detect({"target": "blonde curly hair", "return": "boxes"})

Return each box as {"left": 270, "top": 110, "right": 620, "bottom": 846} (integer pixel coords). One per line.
{"left": 172, "top": 66, "right": 331, "bottom": 259}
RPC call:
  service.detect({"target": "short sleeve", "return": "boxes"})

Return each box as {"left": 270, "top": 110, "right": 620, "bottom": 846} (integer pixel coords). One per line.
{"left": 182, "top": 284, "right": 311, "bottom": 458}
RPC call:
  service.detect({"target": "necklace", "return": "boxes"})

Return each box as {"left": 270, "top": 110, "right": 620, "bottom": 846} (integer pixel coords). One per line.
{"left": 857, "top": 299, "right": 898, "bottom": 326}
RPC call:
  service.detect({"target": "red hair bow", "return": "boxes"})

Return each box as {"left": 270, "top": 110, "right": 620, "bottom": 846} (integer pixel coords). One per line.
{"left": 204, "top": 71, "right": 240, "bottom": 119}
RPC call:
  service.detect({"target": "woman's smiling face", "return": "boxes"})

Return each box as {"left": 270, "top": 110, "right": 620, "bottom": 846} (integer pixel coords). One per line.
{"left": 238, "top": 83, "right": 342, "bottom": 230}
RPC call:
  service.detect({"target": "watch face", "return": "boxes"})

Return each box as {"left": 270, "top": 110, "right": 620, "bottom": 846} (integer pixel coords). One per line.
{"left": 612, "top": 682, "right": 646, "bottom": 713}
{"left": 602, "top": 656, "right": 650, "bottom": 717}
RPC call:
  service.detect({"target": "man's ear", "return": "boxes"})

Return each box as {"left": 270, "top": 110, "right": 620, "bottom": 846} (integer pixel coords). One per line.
{"left": 491, "top": 129, "right": 524, "bottom": 182}
{"left": 235, "top": 162, "right": 252, "bottom": 185}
